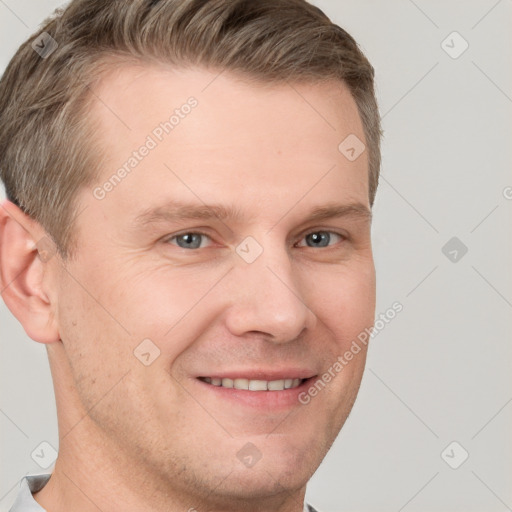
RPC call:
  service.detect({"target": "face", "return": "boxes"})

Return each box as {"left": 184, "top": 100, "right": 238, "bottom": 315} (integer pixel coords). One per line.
{"left": 49, "top": 65, "right": 376, "bottom": 507}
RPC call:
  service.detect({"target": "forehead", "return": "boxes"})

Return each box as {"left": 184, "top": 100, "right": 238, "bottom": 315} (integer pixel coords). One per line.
{"left": 85, "top": 64, "right": 369, "bottom": 223}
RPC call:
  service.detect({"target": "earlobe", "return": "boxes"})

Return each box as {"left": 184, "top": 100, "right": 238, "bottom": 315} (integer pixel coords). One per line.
{"left": 0, "top": 200, "right": 60, "bottom": 344}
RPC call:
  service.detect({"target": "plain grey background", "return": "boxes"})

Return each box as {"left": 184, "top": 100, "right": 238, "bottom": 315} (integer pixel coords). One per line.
{"left": 1, "top": 1, "right": 511, "bottom": 511}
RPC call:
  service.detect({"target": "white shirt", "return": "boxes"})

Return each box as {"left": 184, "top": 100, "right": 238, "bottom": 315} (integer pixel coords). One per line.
{"left": 8, "top": 474, "right": 48, "bottom": 512}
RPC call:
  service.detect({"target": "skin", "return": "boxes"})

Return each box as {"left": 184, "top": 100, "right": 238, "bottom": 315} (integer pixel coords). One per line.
{"left": 0, "top": 65, "right": 376, "bottom": 512}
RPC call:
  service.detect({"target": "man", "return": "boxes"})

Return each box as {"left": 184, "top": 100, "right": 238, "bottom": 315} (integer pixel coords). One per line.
{"left": 0, "top": 0, "right": 382, "bottom": 511}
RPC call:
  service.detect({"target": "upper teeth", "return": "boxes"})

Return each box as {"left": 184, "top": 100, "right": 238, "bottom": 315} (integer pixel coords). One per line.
{"left": 201, "top": 377, "right": 302, "bottom": 391}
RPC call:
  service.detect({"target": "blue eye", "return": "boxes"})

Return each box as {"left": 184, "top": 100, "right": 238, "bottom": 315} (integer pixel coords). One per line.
{"left": 169, "top": 233, "right": 210, "bottom": 249}
{"left": 165, "top": 230, "right": 344, "bottom": 251}
{"left": 298, "top": 231, "right": 343, "bottom": 248}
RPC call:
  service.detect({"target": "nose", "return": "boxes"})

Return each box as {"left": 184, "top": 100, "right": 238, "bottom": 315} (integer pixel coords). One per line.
{"left": 223, "top": 242, "right": 317, "bottom": 343}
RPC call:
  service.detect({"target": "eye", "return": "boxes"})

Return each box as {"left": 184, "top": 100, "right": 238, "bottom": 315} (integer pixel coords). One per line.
{"left": 164, "top": 230, "right": 345, "bottom": 251}
{"left": 296, "top": 231, "right": 344, "bottom": 248}
{"left": 166, "top": 232, "right": 212, "bottom": 249}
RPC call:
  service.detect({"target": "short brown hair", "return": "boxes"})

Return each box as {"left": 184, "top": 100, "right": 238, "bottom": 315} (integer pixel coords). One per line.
{"left": 0, "top": 0, "right": 382, "bottom": 259}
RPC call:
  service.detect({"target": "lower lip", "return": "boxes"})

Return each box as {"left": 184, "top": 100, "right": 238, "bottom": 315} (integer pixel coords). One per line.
{"left": 194, "top": 378, "right": 315, "bottom": 410}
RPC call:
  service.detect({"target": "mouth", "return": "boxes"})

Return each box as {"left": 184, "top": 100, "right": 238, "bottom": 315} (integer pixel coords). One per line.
{"left": 194, "top": 373, "right": 317, "bottom": 410}
{"left": 198, "top": 377, "right": 305, "bottom": 391}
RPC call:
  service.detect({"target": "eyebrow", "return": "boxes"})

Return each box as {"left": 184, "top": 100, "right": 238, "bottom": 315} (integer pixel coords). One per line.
{"left": 133, "top": 200, "right": 372, "bottom": 228}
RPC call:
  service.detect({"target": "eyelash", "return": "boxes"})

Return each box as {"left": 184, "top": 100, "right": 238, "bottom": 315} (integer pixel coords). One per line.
{"left": 164, "top": 229, "right": 347, "bottom": 249}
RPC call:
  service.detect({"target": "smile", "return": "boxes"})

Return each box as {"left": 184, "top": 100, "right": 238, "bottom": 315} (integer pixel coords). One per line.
{"left": 198, "top": 377, "right": 305, "bottom": 391}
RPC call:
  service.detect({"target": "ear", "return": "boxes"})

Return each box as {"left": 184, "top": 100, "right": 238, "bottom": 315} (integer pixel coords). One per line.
{"left": 0, "top": 200, "right": 60, "bottom": 344}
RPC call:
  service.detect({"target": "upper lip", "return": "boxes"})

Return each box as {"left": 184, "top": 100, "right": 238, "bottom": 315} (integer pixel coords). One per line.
{"left": 197, "top": 369, "right": 317, "bottom": 381}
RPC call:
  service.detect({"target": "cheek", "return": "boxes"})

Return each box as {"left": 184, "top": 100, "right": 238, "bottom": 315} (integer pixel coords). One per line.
{"left": 306, "top": 262, "right": 376, "bottom": 337}
{"left": 55, "top": 267, "right": 136, "bottom": 400}
{"left": 304, "top": 262, "right": 374, "bottom": 413}
{"left": 111, "top": 265, "right": 230, "bottom": 353}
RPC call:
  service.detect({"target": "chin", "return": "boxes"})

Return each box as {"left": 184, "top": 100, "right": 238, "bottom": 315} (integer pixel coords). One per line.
{"left": 229, "top": 438, "right": 319, "bottom": 494}
{"left": 220, "top": 463, "right": 310, "bottom": 500}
